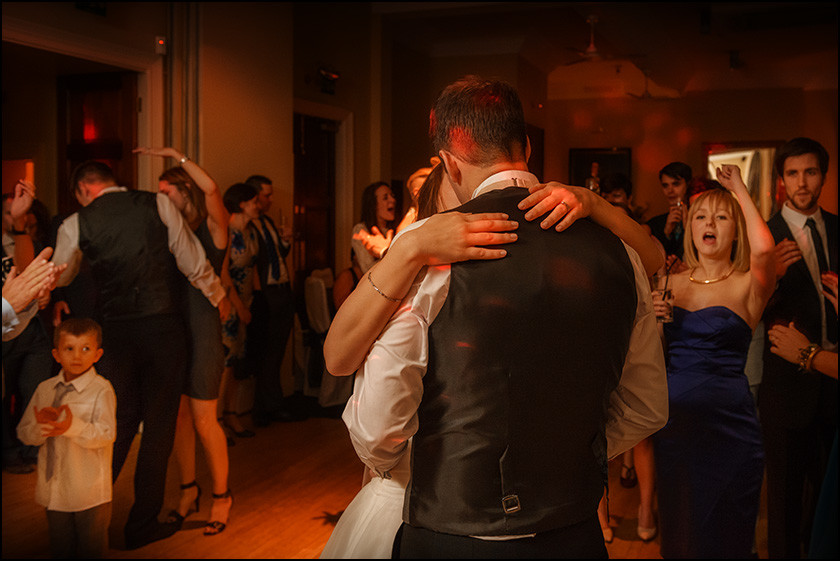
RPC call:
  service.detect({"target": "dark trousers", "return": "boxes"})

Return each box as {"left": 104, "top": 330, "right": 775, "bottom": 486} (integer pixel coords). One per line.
{"left": 246, "top": 284, "right": 294, "bottom": 419}
{"left": 98, "top": 314, "right": 187, "bottom": 540}
{"left": 763, "top": 418, "right": 835, "bottom": 558}
{"left": 46, "top": 502, "right": 112, "bottom": 558}
{"left": 2, "top": 319, "right": 53, "bottom": 464}
{"left": 395, "top": 515, "right": 607, "bottom": 559}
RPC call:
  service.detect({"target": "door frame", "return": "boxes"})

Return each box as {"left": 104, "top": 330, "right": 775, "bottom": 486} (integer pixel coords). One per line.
{"left": 2, "top": 15, "right": 165, "bottom": 192}
{"left": 293, "top": 99, "right": 355, "bottom": 274}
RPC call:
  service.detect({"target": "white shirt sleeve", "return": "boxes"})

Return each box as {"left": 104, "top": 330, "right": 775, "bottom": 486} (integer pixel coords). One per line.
{"left": 156, "top": 194, "right": 227, "bottom": 307}
{"left": 343, "top": 265, "right": 450, "bottom": 476}
{"left": 605, "top": 242, "right": 669, "bottom": 459}
{"left": 2, "top": 298, "right": 39, "bottom": 342}
{"left": 53, "top": 213, "right": 83, "bottom": 287}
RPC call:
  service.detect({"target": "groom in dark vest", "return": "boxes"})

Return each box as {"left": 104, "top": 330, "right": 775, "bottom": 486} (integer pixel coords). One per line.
{"left": 344, "top": 76, "right": 667, "bottom": 558}
{"left": 53, "top": 161, "right": 229, "bottom": 550}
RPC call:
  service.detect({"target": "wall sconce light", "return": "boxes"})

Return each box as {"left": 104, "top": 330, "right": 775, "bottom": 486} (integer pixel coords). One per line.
{"left": 318, "top": 66, "right": 340, "bottom": 95}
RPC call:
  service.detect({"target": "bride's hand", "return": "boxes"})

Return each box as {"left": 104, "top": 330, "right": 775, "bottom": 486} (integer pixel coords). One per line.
{"left": 517, "top": 182, "right": 595, "bottom": 231}
{"left": 399, "top": 212, "right": 518, "bottom": 267}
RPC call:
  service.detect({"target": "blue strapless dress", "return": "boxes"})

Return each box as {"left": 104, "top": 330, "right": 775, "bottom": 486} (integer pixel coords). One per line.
{"left": 654, "top": 306, "right": 764, "bottom": 559}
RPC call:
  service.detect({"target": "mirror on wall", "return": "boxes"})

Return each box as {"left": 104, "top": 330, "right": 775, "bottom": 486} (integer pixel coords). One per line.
{"left": 703, "top": 141, "right": 784, "bottom": 220}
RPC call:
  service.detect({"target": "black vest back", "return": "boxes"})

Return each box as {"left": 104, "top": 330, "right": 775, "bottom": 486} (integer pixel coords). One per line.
{"left": 78, "top": 190, "right": 184, "bottom": 320}
{"left": 406, "top": 187, "right": 638, "bottom": 536}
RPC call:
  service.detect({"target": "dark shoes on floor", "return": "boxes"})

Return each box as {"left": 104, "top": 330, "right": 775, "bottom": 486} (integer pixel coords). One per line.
{"left": 222, "top": 411, "right": 256, "bottom": 438}
{"left": 204, "top": 489, "right": 233, "bottom": 536}
{"left": 620, "top": 464, "right": 638, "bottom": 488}
{"left": 124, "top": 520, "right": 180, "bottom": 550}
{"left": 252, "top": 408, "right": 306, "bottom": 427}
{"left": 165, "top": 480, "right": 201, "bottom": 528}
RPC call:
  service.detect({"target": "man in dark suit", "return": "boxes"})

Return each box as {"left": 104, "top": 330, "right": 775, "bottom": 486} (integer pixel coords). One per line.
{"left": 760, "top": 137, "right": 838, "bottom": 559}
{"left": 243, "top": 175, "right": 299, "bottom": 425}
{"left": 645, "top": 161, "right": 692, "bottom": 261}
{"left": 53, "top": 161, "right": 229, "bottom": 549}
{"left": 344, "top": 76, "right": 668, "bottom": 558}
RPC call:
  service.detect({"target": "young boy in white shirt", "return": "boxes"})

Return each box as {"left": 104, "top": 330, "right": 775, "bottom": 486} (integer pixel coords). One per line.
{"left": 17, "top": 318, "right": 116, "bottom": 558}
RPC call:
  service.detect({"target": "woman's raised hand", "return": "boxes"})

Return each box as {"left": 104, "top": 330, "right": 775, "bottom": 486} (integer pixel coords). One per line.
{"left": 133, "top": 146, "right": 182, "bottom": 160}
{"left": 517, "top": 182, "right": 595, "bottom": 231}
{"left": 715, "top": 164, "right": 747, "bottom": 193}
{"left": 402, "top": 212, "right": 518, "bottom": 266}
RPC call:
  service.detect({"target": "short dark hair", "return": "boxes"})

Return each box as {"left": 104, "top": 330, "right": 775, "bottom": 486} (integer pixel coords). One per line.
{"left": 360, "top": 181, "right": 395, "bottom": 233}
{"left": 223, "top": 182, "right": 259, "bottom": 214}
{"left": 70, "top": 160, "right": 116, "bottom": 194}
{"left": 658, "top": 162, "right": 692, "bottom": 184}
{"left": 53, "top": 318, "right": 102, "bottom": 348}
{"left": 774, "top": 137, "right": 829, "bottom": 176}
{"left": 430, "top": 75, "right": 527, "bottom": 166}
{"left": 600, "top": 172, "right": 633, "bottom": 197}
{"left": 245, "top": 175, "right": 272, "bottom": 190}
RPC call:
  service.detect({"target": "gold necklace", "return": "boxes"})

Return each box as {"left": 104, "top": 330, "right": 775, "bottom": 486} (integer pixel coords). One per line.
{"left": 689, "top": 266, "right": 735, "bottom": 284}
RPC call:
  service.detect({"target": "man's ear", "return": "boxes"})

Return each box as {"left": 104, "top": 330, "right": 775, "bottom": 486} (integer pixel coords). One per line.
{"left": 525, "top": 136, "right": 531, "bottom": 164}
{"left": 438, "top": 150, "right": 462, "bottom": 187}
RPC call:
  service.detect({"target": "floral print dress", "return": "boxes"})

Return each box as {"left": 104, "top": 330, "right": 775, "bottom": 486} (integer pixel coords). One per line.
{"left": 222, "top": 222, "right": 259, "bottom": 366}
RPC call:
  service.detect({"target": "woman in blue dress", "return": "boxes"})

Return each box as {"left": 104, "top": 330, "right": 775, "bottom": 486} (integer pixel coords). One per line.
{"left": 652, "top": 164, "right": 775, "bottom": 558}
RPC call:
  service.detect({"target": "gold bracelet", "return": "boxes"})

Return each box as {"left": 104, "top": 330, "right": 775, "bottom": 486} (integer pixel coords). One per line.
{"left": 367, "top": 271, "right": 400, "bottom": 302}
{"left": 798, "top": 343, "right": 821, "bottom": 373}
{"left": 805, "top": 345, "right": 822, "bottom": 373}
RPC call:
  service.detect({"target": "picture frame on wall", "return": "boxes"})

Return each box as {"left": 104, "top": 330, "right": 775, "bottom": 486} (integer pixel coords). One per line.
{"left": 569, "top": 147, "right": 632, "bottom": 191}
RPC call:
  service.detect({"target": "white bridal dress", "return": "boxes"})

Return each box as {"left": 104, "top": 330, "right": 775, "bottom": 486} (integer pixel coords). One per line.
{"left": 319, "top": 444, "right": 411, "bottom": 559}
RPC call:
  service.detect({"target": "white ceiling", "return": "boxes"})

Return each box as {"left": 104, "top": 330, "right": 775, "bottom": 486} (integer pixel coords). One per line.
{"left": 376, "top": 2, "right": 838, "bottom": 100}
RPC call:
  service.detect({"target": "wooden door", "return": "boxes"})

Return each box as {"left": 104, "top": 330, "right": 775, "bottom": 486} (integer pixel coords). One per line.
{"left": 293, "top": 113, "right": 337, "bottom": 287}
{"left": 57, "top": 72, "right": 138, "bottom": 216}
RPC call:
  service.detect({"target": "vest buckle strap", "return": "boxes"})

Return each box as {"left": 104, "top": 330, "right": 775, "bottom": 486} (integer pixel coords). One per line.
{"left": 501, "top": 494, "right": 521, "bottom": 514}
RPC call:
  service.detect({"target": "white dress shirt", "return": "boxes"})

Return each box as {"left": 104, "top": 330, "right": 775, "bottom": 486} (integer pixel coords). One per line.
{"left": 344, "top": 170, "right": 669, "bottom": 478}
{"left": 52, "top": 186, "right": 226, "bottom": 307}
{"left": 780, "top": 204, "right": 834, "bottom": 349}
{"left": 17, "top": 367, "right": 117, "bottom": 512}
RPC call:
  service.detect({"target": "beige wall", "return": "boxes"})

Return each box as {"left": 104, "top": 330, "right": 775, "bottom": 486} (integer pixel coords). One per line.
{"left": 198, "top": 2, "right": 294, "bottom": 215}
{"left": 542, "top": 88, "right": 839, "bottom": 220}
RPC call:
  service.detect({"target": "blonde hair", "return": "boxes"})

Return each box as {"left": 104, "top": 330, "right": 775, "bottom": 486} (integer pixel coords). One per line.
{"left": 682, "top": 188, "right": 750, "bottom": 272}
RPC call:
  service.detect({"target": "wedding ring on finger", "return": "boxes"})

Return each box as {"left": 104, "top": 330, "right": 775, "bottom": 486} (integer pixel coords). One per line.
{"left": 559, "top": 200, "right": 570, "bottom": 214}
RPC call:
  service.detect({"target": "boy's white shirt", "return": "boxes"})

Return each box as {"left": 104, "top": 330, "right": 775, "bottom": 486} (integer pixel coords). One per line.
{"left": 16, "top": 366, "right": 117, "bottom": 512}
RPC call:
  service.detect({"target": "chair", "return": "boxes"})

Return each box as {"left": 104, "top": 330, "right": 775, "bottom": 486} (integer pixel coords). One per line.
{"left": 303, "top": 273, "right": 353, "bottom": 408}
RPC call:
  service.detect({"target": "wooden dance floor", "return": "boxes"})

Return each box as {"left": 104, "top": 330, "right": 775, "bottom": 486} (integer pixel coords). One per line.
{"left": 2, "top": 407, "right": 768, "bottom": 558}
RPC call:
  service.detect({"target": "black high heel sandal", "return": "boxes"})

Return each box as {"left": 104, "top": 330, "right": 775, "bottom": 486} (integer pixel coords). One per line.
{"left": 204, "top": 489, "right": 233, "bottom": 536}
{"left": 166, "top": 480, "right": 201, "bottom": 528}
{"left": 222, "top": 411, "right": 255, "bottom": 438}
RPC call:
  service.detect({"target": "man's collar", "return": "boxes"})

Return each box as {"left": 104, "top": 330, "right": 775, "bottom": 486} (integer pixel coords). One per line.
{"left": 472, "top": 170, "right": 539, "bottom": 200}
{"left": 94, "top": 186, "right": 128, "bottom": 200}
{"left": 782, "top": 203, "right": 822, "bottom": 228}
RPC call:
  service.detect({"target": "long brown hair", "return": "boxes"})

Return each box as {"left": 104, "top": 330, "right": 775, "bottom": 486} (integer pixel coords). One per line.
{"left": 159, "top": 167, "right": 207, "bottom": 222}
{"left": 417, "top": 163, "right": 445, "bottom": 220}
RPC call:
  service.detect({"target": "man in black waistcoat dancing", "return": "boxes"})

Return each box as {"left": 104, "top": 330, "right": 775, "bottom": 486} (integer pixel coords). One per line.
{"left": 344, "top": 76, "right": 668, "bottom": 558}
{"left": 53, "top": 161, "right": 229, "bottom": 550}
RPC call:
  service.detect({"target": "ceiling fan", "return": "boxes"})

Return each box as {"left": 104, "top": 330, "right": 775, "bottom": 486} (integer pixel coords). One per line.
{"left": 565, "top": 15, "right": 608, "bottom": 65}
